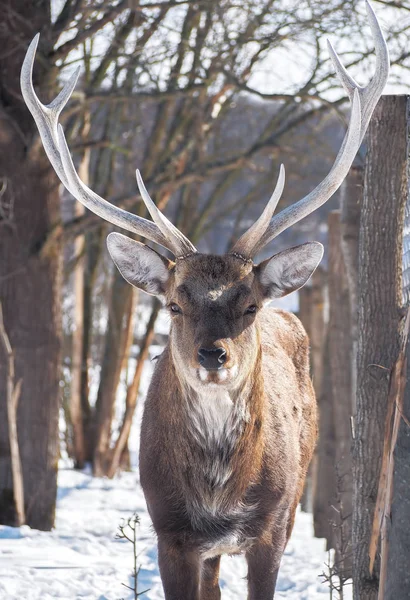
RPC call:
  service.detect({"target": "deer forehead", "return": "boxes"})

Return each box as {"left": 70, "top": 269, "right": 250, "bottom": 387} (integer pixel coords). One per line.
{"left": 171, "top": 255, "right": 255, "bottom": 304}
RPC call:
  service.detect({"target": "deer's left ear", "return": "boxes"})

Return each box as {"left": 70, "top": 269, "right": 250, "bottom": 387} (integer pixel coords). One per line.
{"left": 107, "top": 232, "right": 172, "bottom": 296}
{"left": 255, "top": 242, "right": 323, "bottom": 299}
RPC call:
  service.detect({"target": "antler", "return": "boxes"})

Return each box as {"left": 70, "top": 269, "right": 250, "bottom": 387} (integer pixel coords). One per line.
{"left": 20, "top": 34, "right": 196, "bottom": 257}
{"left": 232, "top": 0, "right": 389, "bottom": 259}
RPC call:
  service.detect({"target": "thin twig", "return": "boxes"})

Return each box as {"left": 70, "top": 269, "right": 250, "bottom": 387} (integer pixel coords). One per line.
{"left": 116, "top": 514, "right": 150, "bottom": 598}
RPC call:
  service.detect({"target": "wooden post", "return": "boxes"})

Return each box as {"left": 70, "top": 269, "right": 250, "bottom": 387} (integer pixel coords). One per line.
{"left": 353, "top": 96, "right": 408, "bottom": 600}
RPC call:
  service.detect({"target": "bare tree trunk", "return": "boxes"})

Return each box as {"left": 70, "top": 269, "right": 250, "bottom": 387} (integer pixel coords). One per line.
{"left": 107, "top": 299, "right": 161, "bottom": 478}
{"left": 70, "top": 110, "right": 91, "bottom": 468}
{"left": 115, "top": 288, "right": 139, "bottom": 471}
{"left": 80, "top": 103, "right": 119, "bottom": 433}
{"left": 313, "top": 333, "right": 336, "bottom": 546}
{"left": 0, "top": 9, "right": 62, "bottom": 529}
{"left": 80, "top": 227, "right": 105, "bottom": 462}
{"left": 93, "top": 271, "right": 133, "bottom": 476}
{"left": 310, "top": 267, "right": 326, "bottom": 399}
{"left": 384, "top": 96, "right": 410, "bottom": 600}
{"left": 299, "top": 285, "right": 312, "bottom": 513}
{"left": 328, "top": 210, "right": 353, "bottom": 578}
{"left": 299, "top": 286, "right": 312, "bottom": 339}
{"left": 0, "top": 303, "right": 25, "bottom": 526}
{"left": 340, "top": 166, "right": 363, "bottom": 411}
{"left": 353, "top": 96, "right": 407, "bottom": 600}
{"left": 120, "top": 288, "right": 138, "bottom": 378}
{"left": 299, "top": 267, "right": 325, "bottom": 513}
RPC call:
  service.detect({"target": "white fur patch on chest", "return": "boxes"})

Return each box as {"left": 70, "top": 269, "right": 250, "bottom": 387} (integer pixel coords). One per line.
{"left": 191, "top": 387, "right": 234, "bottom": 444}
{"left": 183, "top": 385, "right": 256, "bottom": 530}
{"left": 184, "top": 386, "right": 250, "bottom": 505}
{"left": 188, "top": 387, "right": 248, "bottom": 458}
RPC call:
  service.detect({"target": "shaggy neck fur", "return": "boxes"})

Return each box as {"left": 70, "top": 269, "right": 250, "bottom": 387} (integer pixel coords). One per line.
{"left": 168, "top": 347, "right": 265, "bottom": 529}
{"left": 183, "top": 382, "right": 251, "bottom": 491}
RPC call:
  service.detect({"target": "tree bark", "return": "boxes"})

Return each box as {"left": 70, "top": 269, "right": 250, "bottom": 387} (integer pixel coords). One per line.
{"left": 310, "top": 267, "right": 326, "bottom": 400}
{"left": 0, "top": 6, "right": 62, "bottom": 530}
{"left": 107, "top": 298, "right": 161, "bottom": 478}
{"left": 70, "top": 109, "right": 91, "bottom": 468}
{"left": 385, "top": 97, "right": 410, "bottom": 600}
{"left": 313, "top": 333, "right": 336, "bottom": 546}
{"left": 328, "top": 210, "right": 353, "bottom": 578}
{"left": 93, "top": 270, "right": 134, "bottom": 476}
{"left": 299, "top": 285, "right": 312, "bottom": 513}
{"left": 299, "top": 267, "right": 325, "bottom": 513}
{"left": 353, "top": 95, "right": 407, "bottom": 600}
{"left": 340, "top": 166, "right": 363, "bottom": 411}
{"left": 0, "top": 303, "right": 25, "bottom": 526}
{"left": 120, "top": 288, "right": 138, "bottom": 378}
{"left": 80, "top": 227, "right": 105, "bottom": 461}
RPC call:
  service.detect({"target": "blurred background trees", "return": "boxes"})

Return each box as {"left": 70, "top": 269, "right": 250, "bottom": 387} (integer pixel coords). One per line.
{"left": 1, "top": 0, "right": 410, "bottom": 597}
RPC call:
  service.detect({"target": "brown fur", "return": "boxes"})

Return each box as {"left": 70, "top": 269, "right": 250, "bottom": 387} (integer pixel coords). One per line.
{"left": 139, "top": 254, "right": 317, "bottom": 599}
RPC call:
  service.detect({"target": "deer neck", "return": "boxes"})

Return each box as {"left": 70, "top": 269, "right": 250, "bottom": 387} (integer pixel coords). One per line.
{"left": 172, "top": 348, "right": 265, "bottom": 522}
{"left": 172, "top": 341, "right": 265, "bottom": 466}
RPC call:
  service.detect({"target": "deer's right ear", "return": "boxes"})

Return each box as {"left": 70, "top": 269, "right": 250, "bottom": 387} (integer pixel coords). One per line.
{"left": 107, "top": 232, "right": 172, "bottom": 296}
{"left": 256, "top": 241, "right": 323, "bottom": 299}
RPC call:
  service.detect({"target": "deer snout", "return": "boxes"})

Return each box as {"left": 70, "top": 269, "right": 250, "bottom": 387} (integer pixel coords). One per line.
{"left": 197, "top": 347, "right": 227, "bottom": 370}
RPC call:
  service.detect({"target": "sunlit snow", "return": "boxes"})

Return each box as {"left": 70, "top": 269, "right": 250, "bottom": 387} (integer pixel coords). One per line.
{"left": 0, "top": 466, "right": 348, "bottom": 600}
{"left": 0, "top": 296, "right": 351, "bottom": 599}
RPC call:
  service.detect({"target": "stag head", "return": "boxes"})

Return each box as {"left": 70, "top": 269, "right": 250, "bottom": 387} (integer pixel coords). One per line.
{"left": 20, "top": 1, "right": 388, "bottom": 387}
{"left": 107, "top": 237, "right": 322, "bottom": 387}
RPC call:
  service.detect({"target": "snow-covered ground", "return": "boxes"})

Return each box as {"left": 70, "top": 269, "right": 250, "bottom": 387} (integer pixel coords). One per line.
{"left": 0, "top": 467, "right": 339, "bottom": 600}
{"left": 0, "top": 298, "right": 347, "bottom": 600}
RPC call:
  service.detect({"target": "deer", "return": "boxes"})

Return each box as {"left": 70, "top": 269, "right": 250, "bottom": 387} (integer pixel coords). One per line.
{"left": 21, "top": 2, "right": 388, "bottom": 598}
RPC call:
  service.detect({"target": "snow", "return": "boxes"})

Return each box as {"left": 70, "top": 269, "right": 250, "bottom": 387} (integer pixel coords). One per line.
{"left": 0, "top": 295, "right": 346, "bottom": 599}
{"left": 0, "top": 464, "right": 347, "bottom": 599}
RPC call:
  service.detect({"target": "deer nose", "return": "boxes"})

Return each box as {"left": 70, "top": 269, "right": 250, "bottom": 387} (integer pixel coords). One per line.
{"left": 198, "top": 347, "right": 227, "bottom": 370}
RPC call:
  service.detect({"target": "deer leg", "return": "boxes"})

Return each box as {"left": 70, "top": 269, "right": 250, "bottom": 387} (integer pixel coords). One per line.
{"left": 200, "top": 556, "right": 221, "bottom": 600}
{"left": 246, "top": 532, "right": 286, "bottom": 600}
{"left": 157, "top": 536, "right": 201, "bottom": 600}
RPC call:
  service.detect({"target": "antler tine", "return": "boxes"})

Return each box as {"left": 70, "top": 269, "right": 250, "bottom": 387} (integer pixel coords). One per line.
{"left": 327, "top": 0, "right": 389, "bottom": 145}
{"left": 21, "top": 34, "right": 197, "bottom": 256}
{"left": 56, "top": 125, "right": 167, "bottom": 246}
{"left": 256, "top": 89, "right": 361, "bottom": 254}
{"left": 232, "top": 1, "right": 388, "bottom": 258}
{"left": 21, "top": 34, "right": 80, "bottom": 191}
{"left": 136, "top": 170, "right": 196, "bottom": 256}
{"left": 231, "top": 164, "right": 285, "bottom": 258}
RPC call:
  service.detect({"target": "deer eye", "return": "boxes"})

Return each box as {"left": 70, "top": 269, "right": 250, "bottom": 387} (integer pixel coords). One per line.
{"left": 245, "top": 304, "right": 257, "bottom": 315}
{"left": 169, "top": 303, "right": 182, "bottom": 315}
